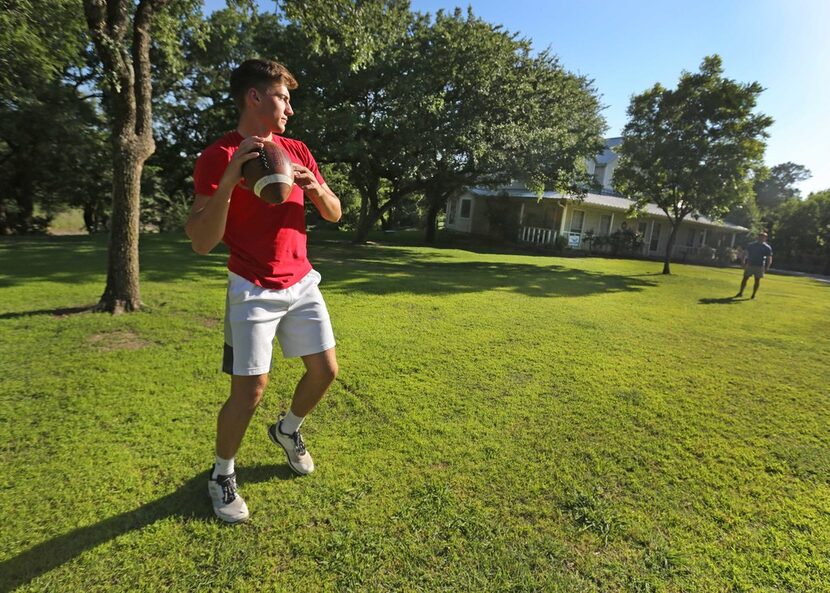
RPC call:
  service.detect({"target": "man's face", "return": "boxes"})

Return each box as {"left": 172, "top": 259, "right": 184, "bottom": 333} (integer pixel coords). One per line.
{"left": 758, "top": 233, "right": 768, "bottom": 243}
{"left": 250, "top": 82, "right": 294, "bottom": 134}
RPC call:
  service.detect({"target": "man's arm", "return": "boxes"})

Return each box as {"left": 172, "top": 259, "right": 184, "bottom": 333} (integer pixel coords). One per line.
{"left": 292, "top": 164, "right": 342, "bottom": 222}
{"left": 766, "top": 255, "right": 773, "bottom": 271}
{"left": 185, "top": 136, "right": 264, "bottom": 255}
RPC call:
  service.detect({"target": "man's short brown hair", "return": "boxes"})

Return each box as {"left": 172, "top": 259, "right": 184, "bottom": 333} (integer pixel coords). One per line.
{"left": 230, "top": 59, "right": 298, "bottom": 111}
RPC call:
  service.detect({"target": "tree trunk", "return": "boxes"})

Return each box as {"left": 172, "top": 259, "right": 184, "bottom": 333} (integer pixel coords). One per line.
{"left": 84, "top": 0, "right": 164, "bottom": 313}
{"left": 354, "top": 190, "right": 405, "bottom": 243}
{"left": 662, "top": 223, "right": 679, "bottom": 274}
{"left": 95, "top": 140, "right": 146, "bottom": 313}
{"left": 425, "top": 202, "right": 440, "bottom": 243}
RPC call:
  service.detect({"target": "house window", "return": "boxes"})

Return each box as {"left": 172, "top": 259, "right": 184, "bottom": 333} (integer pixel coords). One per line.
{"left": 459, "top": 199, "right": 472, "bottom": 219}
{"left": 650, "top": 223, "right": 661, "bottom": 251}
{"left": 570, "top": 210, "right": 585, "bottom": 233}
{"left": 637, "top": 221, "right": 648, "bottom": 236}
{"left": 447, "top": 200, "right": 456, "bottom": 224}
{"left": 599, "top": 214, "right": 612, "bottom": 236}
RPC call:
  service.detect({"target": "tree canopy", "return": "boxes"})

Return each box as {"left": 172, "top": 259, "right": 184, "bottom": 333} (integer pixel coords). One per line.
{"left": 614, "top": 55, "right": 773, "bottom": 274}
{"left": 754, "top": 161, "right": 812, "bottom": 211}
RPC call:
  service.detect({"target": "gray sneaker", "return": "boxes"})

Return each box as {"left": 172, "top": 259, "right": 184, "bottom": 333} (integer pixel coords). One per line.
{"left": 207, "top": 468, "right": 250, "bottom": 523}
{"left": 268, "top": 418, "right": 315, "bottom": 475}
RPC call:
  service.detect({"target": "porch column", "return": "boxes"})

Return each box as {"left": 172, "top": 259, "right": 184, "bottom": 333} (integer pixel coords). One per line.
{"left": 731, "top": 232, "right": 736, "bottom": 247}
{"left": 519, "top": 203, "right": 525, "bottom": 226}
{"left": 559, "top": 202, "right": 569, "bottom": 237}
{"left": 702, "top": 228, "right": 708, "bottom": 246}
{"left": 609, "top": 212, "right": 615, "bottom": 234}
{"left": 647, "top": 220, "right": 655, "bottom": 252}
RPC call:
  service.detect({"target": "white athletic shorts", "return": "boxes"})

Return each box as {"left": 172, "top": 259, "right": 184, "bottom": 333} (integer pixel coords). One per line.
{"left": 222, "top": 269, "right": 336, "bottom": 376}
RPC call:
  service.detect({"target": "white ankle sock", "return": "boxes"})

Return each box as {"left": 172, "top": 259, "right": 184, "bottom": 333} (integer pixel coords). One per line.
{"left": 280, "top": 410, "right": 305, "bottom": 435}
{"left": 213, "top": 456, "right": 235, "bottom": 478}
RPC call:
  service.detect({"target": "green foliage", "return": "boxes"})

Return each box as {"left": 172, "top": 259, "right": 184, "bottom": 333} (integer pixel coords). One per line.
{"left": 754, "top": 162, "right": 812, "bottom": 211}
{"left": 614, "top": 55, "right": 773, "bottom": 272}
{"left": 278, "top": 2, "right": 604, "bottom": 241}
{"left": 1, "top": 234, "right": 829, "bottom": 591}
{"left": 715, "top": 244, "right": 739, "bottom": 266}
{"left": 593, "top": 228, "right": 645, "bottom": 256}
{"left": 724, "top": 193, "right": 762, "bottom": 231}
{"left": 768, "top": 189, "right": 830, "bottom": 274}
{"left": 0, "top": 0, "right": 88, "bottom": 102}
{"left": 0, "top": 0, "right": 112, "bottom": 234}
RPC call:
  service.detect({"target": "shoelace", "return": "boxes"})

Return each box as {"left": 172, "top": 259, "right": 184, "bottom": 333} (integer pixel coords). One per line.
{"left": 218, "top": 474, "right": 238, "bottom": 504}
{"left": 292, "top": 431, "right": 307, "bottom": 456}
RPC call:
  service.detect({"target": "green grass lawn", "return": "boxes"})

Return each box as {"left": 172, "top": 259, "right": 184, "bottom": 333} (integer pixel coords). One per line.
{"left": 1, "top": 232, "right": 828, "bottom": 592}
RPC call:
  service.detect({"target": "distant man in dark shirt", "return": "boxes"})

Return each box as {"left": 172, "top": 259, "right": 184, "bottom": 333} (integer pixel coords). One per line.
{"left": 736, "top": 231, "right": 773, "bottom": 299}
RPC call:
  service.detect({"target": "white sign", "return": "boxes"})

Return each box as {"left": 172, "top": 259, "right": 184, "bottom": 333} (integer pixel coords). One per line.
{"left": 568, "top": 233, "right": 581, "bottom": 248}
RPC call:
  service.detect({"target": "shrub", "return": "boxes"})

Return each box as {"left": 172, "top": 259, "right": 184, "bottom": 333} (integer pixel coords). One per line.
{"left": 595, "top": 228, "right": 644, "bottom": 255}
{"left": 715, "top": 245, "right": 739, "bottom": 266}
{"left": 696, "top": 245, "right": 716, "bottom": 263}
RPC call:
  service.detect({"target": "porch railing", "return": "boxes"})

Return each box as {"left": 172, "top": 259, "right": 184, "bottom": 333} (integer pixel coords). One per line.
{"left": 518, "top": 226, "right": 558, "bottom": 245}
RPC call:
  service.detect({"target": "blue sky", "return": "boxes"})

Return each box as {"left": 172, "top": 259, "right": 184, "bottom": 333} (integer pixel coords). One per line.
{"left": 409, "top": 0, "right": 829, "bottom": 196}
{"left": 205, "top": 0, "right": 829, "bottom": 195}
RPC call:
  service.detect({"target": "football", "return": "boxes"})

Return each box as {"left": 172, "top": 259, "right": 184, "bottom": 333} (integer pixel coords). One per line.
{"left": 241, "top": 141, "right": 294, "bottom": 204}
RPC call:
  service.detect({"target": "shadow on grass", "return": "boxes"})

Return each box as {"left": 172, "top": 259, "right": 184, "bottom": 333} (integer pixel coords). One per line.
{"left": 0, "top": 464, "right": 292, "bottom": 593}
{"left": 0, "top": 304, "right": 97, "bottom": 320}
{"left": 0, "top": 234, "right": 227, "bottom": 289}
{"left": 698, "top": 296, "right": 743, "bottom": 305}
{"left": 0, "top": 234, "right": 659, "bottom": 301}
{"left": 313, "top": 243, "right": 658, "bottom": 298}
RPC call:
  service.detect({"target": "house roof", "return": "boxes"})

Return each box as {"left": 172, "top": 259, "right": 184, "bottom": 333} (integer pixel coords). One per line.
{"left": 467, "top": 187, "right": 749, "bottom": 232}
{"left": 594, "top": 137, "right": 622, "bottom": 166}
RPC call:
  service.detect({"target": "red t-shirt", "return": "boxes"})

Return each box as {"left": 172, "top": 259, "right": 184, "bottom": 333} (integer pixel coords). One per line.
{"left": 193, "top": 131, "right": 326, "bottom": 289}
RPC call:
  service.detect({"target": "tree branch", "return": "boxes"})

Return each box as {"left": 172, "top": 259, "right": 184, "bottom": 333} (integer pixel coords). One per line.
{"left": 83, "top": 0, "right": 133, "bottom": 131}
{"left": 133, "top": 0, "right": 168, "bottom": 138}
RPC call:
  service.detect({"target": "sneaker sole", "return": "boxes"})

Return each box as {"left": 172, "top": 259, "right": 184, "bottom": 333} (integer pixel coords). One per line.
{"left": 268, "top": 424, "right": 313, "bottom": 476}
{"left": 213, "top": 508, "right": 249, "bottom": 524}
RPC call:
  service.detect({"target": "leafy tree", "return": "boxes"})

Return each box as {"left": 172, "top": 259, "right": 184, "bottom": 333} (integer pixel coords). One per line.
{"left": 145, "top": 4, "right": 278, "bottom": 230}
{"left": 614, "top": 55, "right": 772, "bottom": 274}
{"left": 280, "top": 2, "right": 604, "bottom": 243}
{"left": 0, "top": 0, "right": 110, "bottom": 233}
{"left": 404, "top": 12, "right": 604, "bottom": 242}
{"left": 769, "top": 190, "right": 830, "bottom": 275}
{"left": 754, "top": 162, "right": 811, "bottom": 211}
{"left": 275, "top": 0, "right": 417, "bottom": 240}
{"left": 82, "top": 0, "right": 199, "bottom": 312}
{"left": 724, "top": 193, "right": 762, "bottom": 232}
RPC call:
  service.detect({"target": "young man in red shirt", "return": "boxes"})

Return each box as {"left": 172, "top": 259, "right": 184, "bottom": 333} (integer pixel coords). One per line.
{"left": 187, "top": 59, "right": 341, "bottom": 523}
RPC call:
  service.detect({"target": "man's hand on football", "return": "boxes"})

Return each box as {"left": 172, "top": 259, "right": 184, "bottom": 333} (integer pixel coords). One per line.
{"left": 292, "top": 163, "right": 323, "bottom": 198}
{"left": 224, "top": 136, "right": 265, "bottom": 188}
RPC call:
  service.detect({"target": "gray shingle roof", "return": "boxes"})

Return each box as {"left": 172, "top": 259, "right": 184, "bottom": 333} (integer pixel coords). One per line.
{"left": 594, "top": 137, "right": 623, "bottom": 166}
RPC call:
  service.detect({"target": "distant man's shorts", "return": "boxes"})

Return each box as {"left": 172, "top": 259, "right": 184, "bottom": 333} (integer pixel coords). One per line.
{"left": 743, "top": 265, "right": 766, "bottom": 279}
{"left": 222, "top": 269, "right": 336, "bottom": 376}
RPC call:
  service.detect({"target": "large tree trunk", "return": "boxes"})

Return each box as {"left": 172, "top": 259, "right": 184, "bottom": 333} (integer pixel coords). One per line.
{"left": 84, "top": 0, "right": 164, "bottom": 313}
{"left": 94, "top": 140, "right": 148, "bottom": 312}
{"left": 425, "top": 202, "right": 440, "bottom": 243}
{"left": 354, "top": 191, "right": 405, "bottom": 243}
{"left": 662, "top": 223, "right": 679, "bottom": 275}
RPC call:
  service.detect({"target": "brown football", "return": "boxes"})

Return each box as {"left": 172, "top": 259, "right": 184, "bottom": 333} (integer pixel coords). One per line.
{"left": 241, "top": 140, "right": 294, "bottom": 204}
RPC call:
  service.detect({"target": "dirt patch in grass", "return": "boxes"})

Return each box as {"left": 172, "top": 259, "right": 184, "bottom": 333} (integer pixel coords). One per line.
{"left": 87, "top": 330, "right": 152, "bottom": 351}
{"left": 200, "top": 316, "right": 220, "bottom": 329}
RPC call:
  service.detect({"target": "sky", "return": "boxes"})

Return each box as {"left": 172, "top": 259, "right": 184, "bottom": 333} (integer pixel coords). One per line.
{"left": 206, "top": 0, "right": 829, "bottom": 196}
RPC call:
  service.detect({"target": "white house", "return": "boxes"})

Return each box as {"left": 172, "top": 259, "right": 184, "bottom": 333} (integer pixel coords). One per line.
{"left": 445, "top": 138, "right": 748, "bottom": 259}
